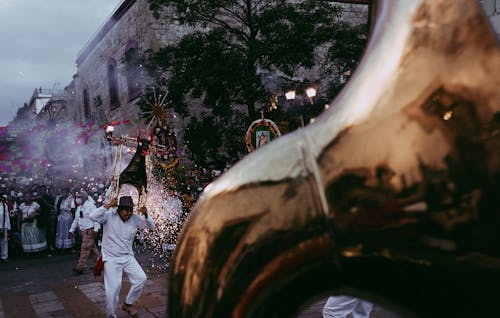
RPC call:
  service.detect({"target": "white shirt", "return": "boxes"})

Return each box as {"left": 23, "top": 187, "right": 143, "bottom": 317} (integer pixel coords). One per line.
{"left": 90, "top": 206, "right": 155, "bottom": 262}
{"left": 0, "top": 201, "right": 10, "bottom": 230}
{"left": 69, "top": 199, "right": 100, "bottom": 232}
{"left": 19, "top": 201, "right": 40, "bottom": 219}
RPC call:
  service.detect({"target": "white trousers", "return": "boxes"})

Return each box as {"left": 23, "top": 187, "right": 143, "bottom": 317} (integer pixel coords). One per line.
{"left": 0, "top": 229, "right": 7, "bottom": 260}
{"left": 323, "top": 296, "right": 374, "bottom": 318}
{"left": 103, "top": 256, "right": 147, "bottom": 318}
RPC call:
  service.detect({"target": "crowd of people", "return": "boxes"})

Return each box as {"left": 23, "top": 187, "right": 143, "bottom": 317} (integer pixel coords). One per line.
{"left": 0, "top": 165, "right": 221, "bottom": 317}
{"left": 0, "top": 177, "right": 110, "bottom": 261}
{"left": 0, "top": 164, "right": 222, "bottom": 264}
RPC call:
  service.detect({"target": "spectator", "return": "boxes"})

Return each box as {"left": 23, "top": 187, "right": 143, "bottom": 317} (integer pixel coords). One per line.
{"left": 322, "top": 296, "right": 373, "bottom": 318}
{"left": 19, "top": 193, "right": 47, "bottom": 253}
{"left": 55, "top": 187, "right": 75, "bottom": 251}
{"left": 69, "top": 190, "right": 100, "bottom": 274}
{"left": 35, "top": 185, "right": 55, "bottom": 251}
{"left": 0, "top": 192, "right": 10, "bottom": 262}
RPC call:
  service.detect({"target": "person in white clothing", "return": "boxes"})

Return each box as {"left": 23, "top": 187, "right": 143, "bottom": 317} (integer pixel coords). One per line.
{"left": 0, "top": 197, "right": 11, "bottom": 262}
{"left": 90, "top": 196, "right": 154, "bottom": 318}
{"left": 19, "top": 193, "right": 47, "bottom": 253}
{"left": 55, "top": 187, "right": 75, "bottom": 250}
{"left": 323, "top": 295, "right": 373, "bottom": 318}
{"left": 69, "top": 190, "right": 100, "bottom": 274}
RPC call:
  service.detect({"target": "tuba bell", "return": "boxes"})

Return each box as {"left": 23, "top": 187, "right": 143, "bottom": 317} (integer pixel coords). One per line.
{"left": 168, "top": 0, "right": 500, "bottom": 317}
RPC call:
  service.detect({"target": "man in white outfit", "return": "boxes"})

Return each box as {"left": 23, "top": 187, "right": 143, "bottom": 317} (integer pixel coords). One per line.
{"left": 323, "top": 295, "right": 373, "bottom": 318}
{"left": 0, "top": 197, "right": 11, "bottom": 262}
{"left": 90, "top": 196, "right": 155, "bottom": 318}
{"left": 69, "top": 190, "right": 100, "bottom": 274}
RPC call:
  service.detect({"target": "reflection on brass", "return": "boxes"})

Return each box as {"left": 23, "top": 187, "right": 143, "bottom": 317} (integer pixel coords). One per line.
{"left": 168, "top": 0, "right": 500, "bottom": 317}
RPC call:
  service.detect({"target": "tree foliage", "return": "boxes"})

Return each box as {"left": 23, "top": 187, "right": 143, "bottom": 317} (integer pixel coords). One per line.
{"left": 145, "top": 0, "right": 368, "bottom": 167}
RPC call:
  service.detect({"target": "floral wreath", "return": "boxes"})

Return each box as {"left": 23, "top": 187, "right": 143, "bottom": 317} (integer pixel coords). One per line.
{"left": 245, "top": 118, "right": 281, "bottom": 152}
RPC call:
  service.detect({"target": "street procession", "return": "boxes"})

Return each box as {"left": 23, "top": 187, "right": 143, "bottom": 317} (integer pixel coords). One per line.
{"left": 1, "top": 0, "right": 500, "bottom": 317}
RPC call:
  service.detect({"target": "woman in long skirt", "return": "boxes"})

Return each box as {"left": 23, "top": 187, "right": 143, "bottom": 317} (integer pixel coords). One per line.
{"left": 55, "top": 188, "right": 75, "bottom": 250}
{"left": 19, "top": 193, "right": 47, "bottom": 253}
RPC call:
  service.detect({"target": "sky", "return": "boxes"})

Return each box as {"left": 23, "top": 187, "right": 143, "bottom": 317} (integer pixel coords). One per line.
{"left": 0, "top": 0, "right": 123, "bottom": 126}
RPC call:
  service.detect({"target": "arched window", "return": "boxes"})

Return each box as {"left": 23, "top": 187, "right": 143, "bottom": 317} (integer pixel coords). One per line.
{"left": 83, "top": 88, "right": 91, "bottom": 121}
{"left": 108, "top": 59, "right": 120, "bottom": 109}
{"left": 125, "top": 40, "right": 142, "bottom": 101}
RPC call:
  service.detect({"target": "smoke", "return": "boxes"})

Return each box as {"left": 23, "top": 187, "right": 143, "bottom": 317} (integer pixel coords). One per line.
{"left": 3, "top": 118, "right": 124, "bottom": 187}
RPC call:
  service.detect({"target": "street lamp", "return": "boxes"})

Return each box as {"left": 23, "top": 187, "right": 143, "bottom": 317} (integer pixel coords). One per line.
{"left": 285, "top": 90, "right": 296, "bottom": 100}
{"left": 272, "top": 86, "right": 321, "bottom": 129}
{"left": 283, "top": 87, "right": 317, "bottom": 128}
{"left": 305, "top": 87, "right": 317, "bottom": 104}
{"left": 105, "top": 124, "right": 115, "bottom": 141}
{"left": 306, "top": 87, "right": 317, "bottom": 98}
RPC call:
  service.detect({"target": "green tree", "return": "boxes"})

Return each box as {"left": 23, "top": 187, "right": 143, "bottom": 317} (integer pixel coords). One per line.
{"left": 145, "top": 0, "right": 368, "bottom": 166}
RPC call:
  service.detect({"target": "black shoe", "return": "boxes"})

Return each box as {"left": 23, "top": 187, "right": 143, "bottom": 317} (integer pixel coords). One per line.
{"left": 72, "top": 267, "right": 84, "bottom": 274}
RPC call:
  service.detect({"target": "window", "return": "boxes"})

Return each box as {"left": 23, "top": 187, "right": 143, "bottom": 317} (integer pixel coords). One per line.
{"left": 125, "top": 41, "right": 142, "bottom": 101}
{"left": 83, "top": 89, "right": 91, "bottom": 121}
{"left": 108, "top": 59, "right": 120, "bottom": 109}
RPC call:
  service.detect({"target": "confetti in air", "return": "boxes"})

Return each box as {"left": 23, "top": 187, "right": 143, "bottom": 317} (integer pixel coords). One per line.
{"left": 119, "top": 173, "right": 189, "bottom": 271}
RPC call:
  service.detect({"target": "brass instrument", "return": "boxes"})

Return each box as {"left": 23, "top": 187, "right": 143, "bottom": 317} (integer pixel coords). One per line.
{"left": 168, "top": 0, "right": 500, "bottom": 317}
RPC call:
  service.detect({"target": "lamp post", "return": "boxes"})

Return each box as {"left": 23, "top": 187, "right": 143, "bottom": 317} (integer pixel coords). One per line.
{"left": 285, "top": 87, "right": 317, "bottom": 128}
{"left": 305, "top": 87, "right": 317, "bottom": 103}
{"left": 105, "top": 124, "right": 115, "bottom": 140}
{"left": 285, "top": 90, "right": 296, "bottom": 100}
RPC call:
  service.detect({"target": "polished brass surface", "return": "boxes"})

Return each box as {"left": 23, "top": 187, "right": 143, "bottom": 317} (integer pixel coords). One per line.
{"left": 168, "top": 0, "right": 500, "bottom": 317}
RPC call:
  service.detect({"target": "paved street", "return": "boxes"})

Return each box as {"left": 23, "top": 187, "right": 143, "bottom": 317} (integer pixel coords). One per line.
{"left": 0, "top": 246, "right": 168, "bottom": 318}
{"left": 0, "top": 246, "right": 401, "bottom": 318}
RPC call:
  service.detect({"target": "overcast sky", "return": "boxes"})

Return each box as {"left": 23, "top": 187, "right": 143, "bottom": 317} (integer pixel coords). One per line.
{"left": 0, "top": 0, "right": 123, "bottom": 126}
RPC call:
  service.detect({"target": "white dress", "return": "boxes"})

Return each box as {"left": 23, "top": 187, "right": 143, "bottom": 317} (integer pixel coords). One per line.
{"left": 19, "top": 202, "right": 47, "bottom": 253}
{"left": 55, "top": 195, "right": 75, "bottom": 249}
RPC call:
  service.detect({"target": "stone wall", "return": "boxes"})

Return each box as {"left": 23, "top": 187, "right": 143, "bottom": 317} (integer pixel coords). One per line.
{"left": 336, "top": 2, "right": 369, "bottom": 25}
{"left": 70, "top": 0, "right": 192, "bottom": 172}
{"left": 73, "top": 0, "right": 191, "bottom": 137}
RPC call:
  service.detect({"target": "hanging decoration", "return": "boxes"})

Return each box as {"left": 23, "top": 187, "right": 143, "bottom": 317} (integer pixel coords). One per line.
{"left": 139, "top": 86, "right": 172, "bottom": 131}
{"left": 245, "top": 112, "right": 281, "bottom": 152}
{"left": 136, "top": 86, "right": 179, "bottom": 171}
{"left": 104, "top": 91, "right": 179, "bottom": 209}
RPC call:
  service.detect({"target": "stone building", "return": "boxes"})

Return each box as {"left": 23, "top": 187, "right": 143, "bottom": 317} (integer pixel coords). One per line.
{"left": 68, "top": 0, "right": 192, "bottom": 173}
{"left": 71, "top": 0, "right": 188, "bottom": 131}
